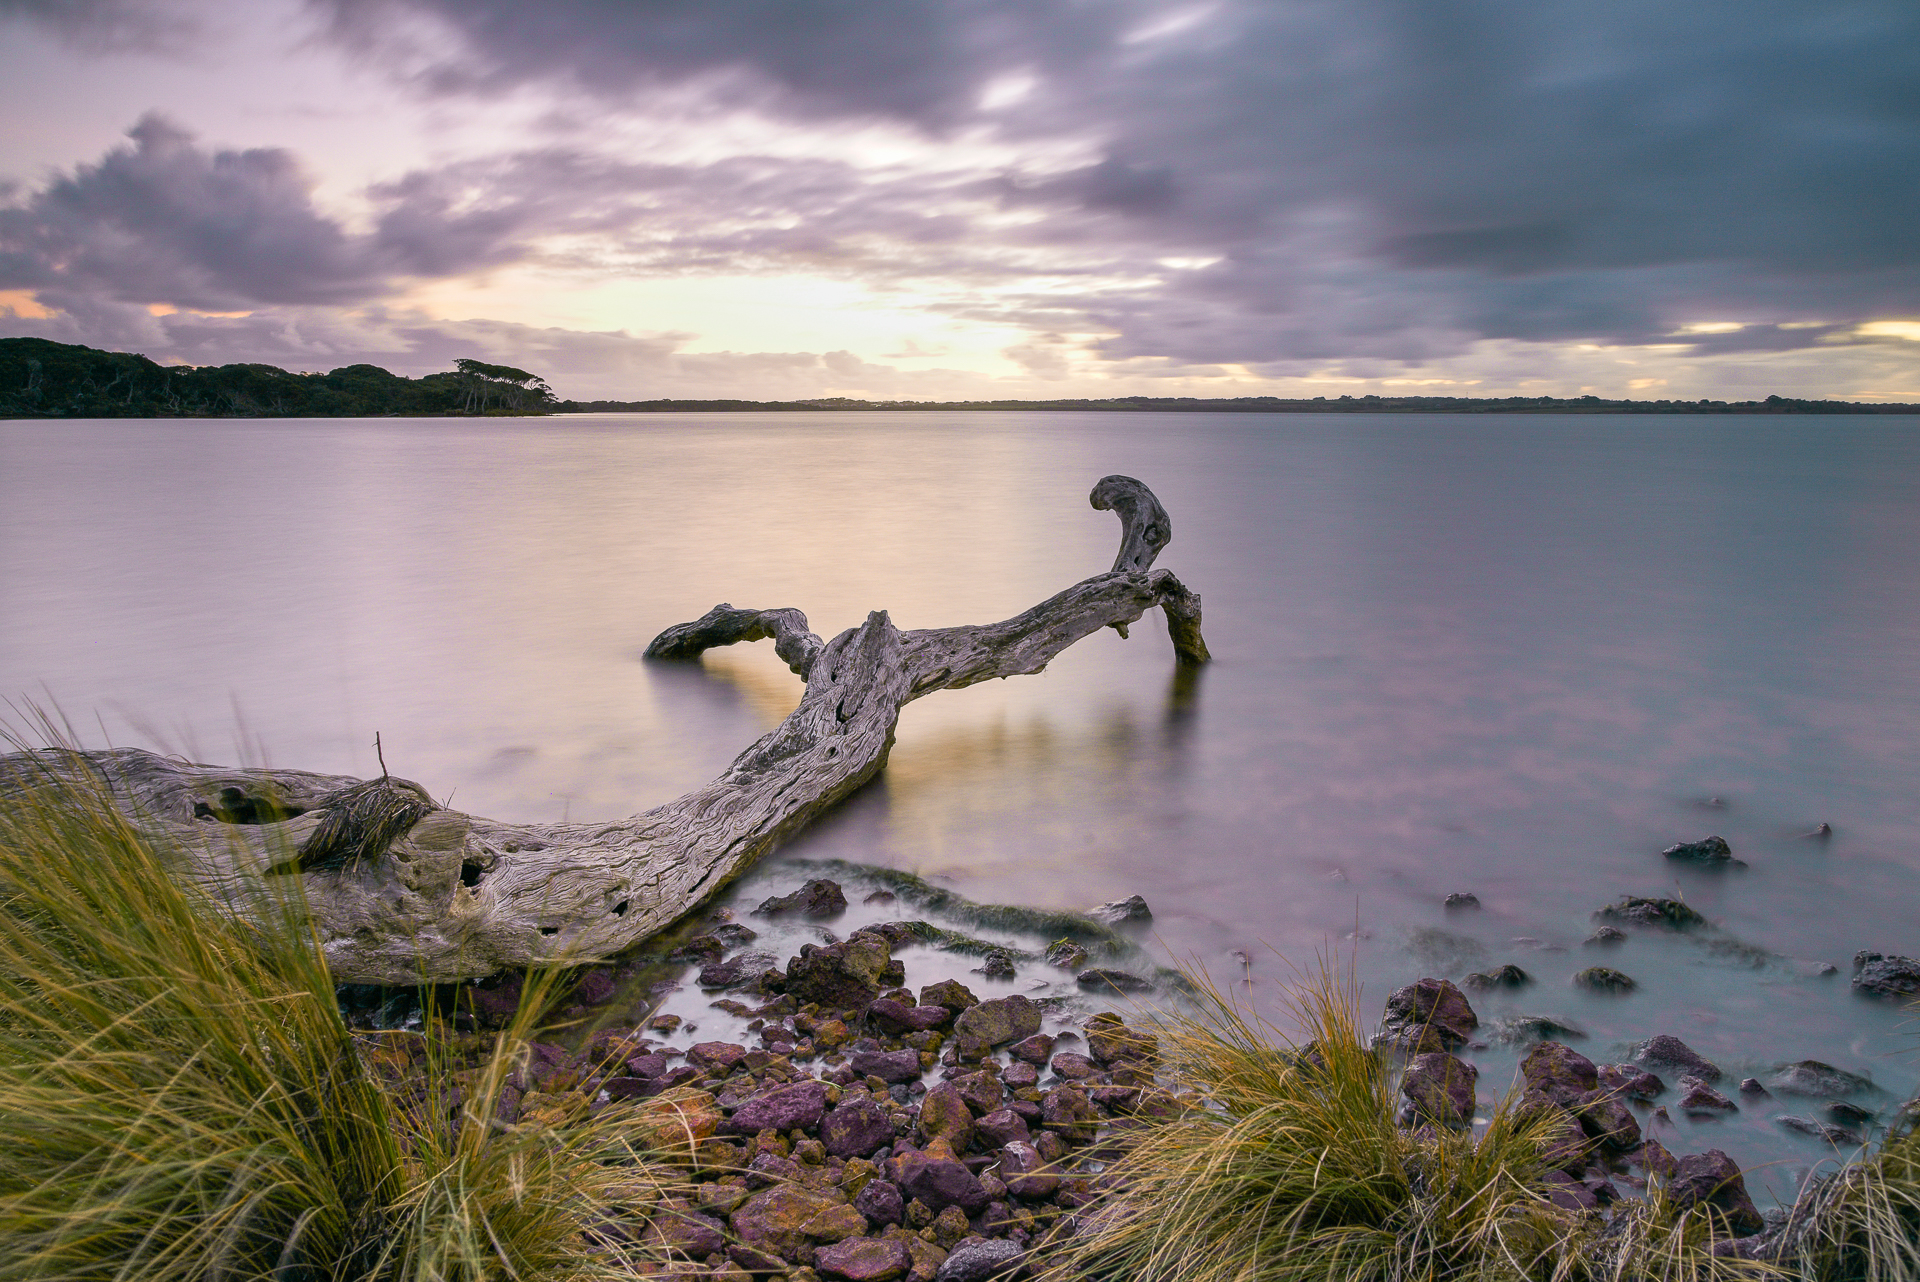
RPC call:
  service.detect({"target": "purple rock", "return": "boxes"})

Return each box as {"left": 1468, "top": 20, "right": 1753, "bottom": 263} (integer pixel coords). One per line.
{"left": 887, "top": 1149, "right": 989, "bottom": 1214}
{"left": 1049, "top": 1052, "right": 1100, "bottom": 1081}
{"left": 823, "top": 1098, "right": 897, "bottom": 1158}
{"left": 975, "top": 1108, "right": 1032, "bottom": 1148}
{"left": 722, "top": 1080, "right": 832, "bottom": 1135}
{"left": 1400, "top": 1052, "right": 1478, "bottom": 1127}
{"left": 1668, "top": 1149, "right": 1764, "bottom": 1236}
{"left": 1521, "top": 1041, "right": 1599, "bottom": 1107}
{"left": 851, "top": 1047, "right": 923, "bottom": 1083}
{"left": 853, "top": 1178, "right": 905, "bottom": 1226}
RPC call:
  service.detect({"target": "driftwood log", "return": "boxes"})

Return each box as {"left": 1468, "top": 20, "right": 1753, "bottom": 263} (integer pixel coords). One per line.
{"left": 1, "top": 476, "right": 1208, "bottom": 984}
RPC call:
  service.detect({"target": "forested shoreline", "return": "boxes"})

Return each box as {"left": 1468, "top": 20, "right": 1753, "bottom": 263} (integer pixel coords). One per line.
{"left": 0, "top": 338, "right": 556, "bottom": 418}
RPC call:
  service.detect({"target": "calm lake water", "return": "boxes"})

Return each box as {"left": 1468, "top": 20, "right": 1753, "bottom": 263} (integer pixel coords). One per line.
{"left": 4, "top": 410, "right": 1918, "bottom": 1199}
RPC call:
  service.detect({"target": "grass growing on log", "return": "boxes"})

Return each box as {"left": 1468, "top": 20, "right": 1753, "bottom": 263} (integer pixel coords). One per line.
{"left": 0, "top": 747, "right": 667, "bottom": 1281}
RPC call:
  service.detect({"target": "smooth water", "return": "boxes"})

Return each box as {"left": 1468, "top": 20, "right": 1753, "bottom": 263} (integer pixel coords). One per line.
{"left": 4, "top": 411, "right": 1918, "bottom": 1198}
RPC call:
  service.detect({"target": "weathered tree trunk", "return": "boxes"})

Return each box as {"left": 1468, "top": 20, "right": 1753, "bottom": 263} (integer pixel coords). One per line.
{"left": 0, "top": 477, "right": 1208, "bottom": 984}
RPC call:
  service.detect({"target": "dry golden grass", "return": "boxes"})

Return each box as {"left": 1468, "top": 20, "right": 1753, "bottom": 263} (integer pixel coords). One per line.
{"left": 0, "top": 743, "right": 669, "bottom": 1282}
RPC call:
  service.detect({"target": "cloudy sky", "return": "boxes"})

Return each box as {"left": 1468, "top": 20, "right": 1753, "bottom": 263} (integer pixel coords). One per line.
{"left": 2, "top": 0, "right": 1917, "bottom": 401}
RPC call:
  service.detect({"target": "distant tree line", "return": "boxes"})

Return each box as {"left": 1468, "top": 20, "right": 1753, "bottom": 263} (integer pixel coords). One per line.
{"left": 0, "top": 339, "right": 557, "bottom": 418}
{"left": 560, "top": 392, "right": 1920, "bottom": 414}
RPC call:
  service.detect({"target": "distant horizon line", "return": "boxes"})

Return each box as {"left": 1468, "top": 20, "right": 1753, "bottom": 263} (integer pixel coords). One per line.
{"left": 559, "top": 392, "right": 1920, "bottom": 414}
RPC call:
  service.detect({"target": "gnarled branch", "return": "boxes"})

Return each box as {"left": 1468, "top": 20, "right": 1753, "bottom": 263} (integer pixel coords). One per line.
{"left": 1, "top": 476, "right": 1209, "bottom": 983}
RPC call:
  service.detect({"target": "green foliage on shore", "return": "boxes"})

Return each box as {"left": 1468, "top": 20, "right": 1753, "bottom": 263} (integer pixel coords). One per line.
{"left": 1060, "top": 963, "right": 1920, "bottom": 1282}
{"left": 0, "top": 745, "right": 663, "bottom": 1281}
{"left": 0, "top": 337, "right": 556, "bottom": 418}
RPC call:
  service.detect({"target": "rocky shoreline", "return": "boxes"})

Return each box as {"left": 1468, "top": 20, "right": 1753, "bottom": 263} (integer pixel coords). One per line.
{"left": 345, "top": 874, "right": 1919, "bottom": 1281}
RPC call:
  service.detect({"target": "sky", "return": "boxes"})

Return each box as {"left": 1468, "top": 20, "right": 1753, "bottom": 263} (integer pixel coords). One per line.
{"left": 1, "top": 0, "right": 1918, "bottom": 402}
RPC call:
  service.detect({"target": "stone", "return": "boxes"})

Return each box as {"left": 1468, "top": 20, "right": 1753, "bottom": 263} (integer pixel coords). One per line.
{"left": 727, "top": 1244, "right": 791, "bottom": 1274}
{"left": 816, "top": 1235, "right": 912, "bottom": 1281}
{"left": 1001, "top": 1062, "right": 1039, "bottom": 1091}
{"left": 1044, "top": 939, "right": 1089, "bottom": 971}
{"left": 854, "top": 1178, "right": 905, "bottom": 1226}
{"left": 688, "top": 1041, "right": 750, "bottom": 1073}
{"left": 1767, "top": 1060, "right": 1873, "bottom": 1097}
{"left": 1584, "top": 927, "right": 1628, "bottom": 946}
{"left": 1572, "top": 1091, "right": 1642, "bottom": 1150}
{"left": 1667, "top": 1150, "right": 1764, "bottom": 1237}
{"left": 1007, "top": 1035, "right": 1055, "bottom": 1066}
{"left": 852, "top": 1048, "right": 924, "bottom": 1084}
{"left": 868, "top": 998, "right": 951, "bottom": 1035}
{"left": 633, "top": 1088, "right": 726, "bottom": 1160}
{"left": 953, "top": 996, "right": 1042, "bottom": 1049}
{"left": 975, "top": 1109, "right": 1032, "bottom": 1148}
{"left": 1775, "top": 1115, "right": 1863, "bottom": 1146}
{"left": 1630, "top": 1035, "right": 1722, "bottom": 1083}
{"left": 701, "top": 951, "right": 781, "bottom": 990}
{"left": 711, "top": 921, "right": 761, "bottom": 948}
{"left": 1520, "top": 1041, "right": 1598, "bottom": 1106}
{"left": 1597, "top": 1064, "right": 1664, "bottom": 1101}
{"left": 1740, "top": 1078, "right": 1769, "bottom": 1096}
{"left": 643, "top": 1201, "right": 729, "bottom": 1257}
{"left": 731, "top": 1185, "right": 866, "bottom": 1257}
{"left": 887, "top": 1150, "right": 989, "bottom": 1214}
{"left": 974, "top": 950, "right": 1017, "bottom": 980}
{"left": 1085, "top": 1014, "right": 1157, "bottom": 1065}
{"left": 789, "top": 934, "right": 896, "bottom": 1010}
{"left": 1048, "top": 1052, "right": 1100, "bottom": 1081}
{"left": 919, "top": 1084, "right": 974, "bottom": 1149}
{"left": 930, "top": 1206, "right": 970, "bottom": 1248}
{"left": 1662, "top": 836, "right": 1736, "bottom": 865}
{"left": 1828, "top": 1101, "right": 1874, "bottom": 1125}
{"left": 1572, "top": 966, "right": 1637, "bottom": 993}
{"left": 1381, "top": 977, "right": 1478, "bottom": 1050}
{"left": 1487, "top": 1015, "right": 1587, "bottom": 1046}
{"left": 952, "top": 1071, "right": 1006, "bottom": 1116}
{"left": 998, "top": 1140, "right": 1058, "bottom": 1200}
{"left": 1541, "top": 1170, "right": 1597, "bottom": 1212}
{"left": 724, "top": 1081, "right": 832, "bottom": 1135}
{"left": 697, "top": 1182, "right": 754, "bottom": 1216}
{"left": 1463, "top": 963, "right": 1530, "bottom": 991}
{"left": 1039, "top": 1087, "right": 1099, "bottom": 1141}
{"left": 1679, "top": 1080, "right": 1739, "bottom": 1115}
{"left": 1444, "top": 892, "right": 1481, "bottom": 909}
{"left": 1399, "top": 1052, "right": 1478, "bottom": 1127}
{"left": 824, "top": 1099, "right": 898, "bottom": 1158}
{"left": 936, "top": 1238, "right": 1025, "bottom": 1282}
{"left": 668, "top": 934, "right": 726, "bottom": 965}
{"left": 757, "top": 878, "right": 850, "bottom": 919}
{"left": 1852, "top": 951, "right": 1920, "bottom": 997}
{"left": 1632, "top": 1139, "right": 1679, "bottom": 1180}
{"left": 1075, "top": 968, "right": 1153, "bottom": 994}
{"left": 919, "top": 980, "right": 980, "bottom": 1013}
{"left": 1089, "top": 895, "right": 1152, "bottom": 925}
{"left": 1593, "top": 897, "right": 1706, "bottom": 929}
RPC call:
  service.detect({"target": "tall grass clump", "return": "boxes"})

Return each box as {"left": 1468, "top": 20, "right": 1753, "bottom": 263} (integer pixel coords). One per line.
{"left": 0, "top": 747, "right": 665, "bottom": 1281}
{"left": 1058, "top": 960, "right": 1770, "bottom": 1282}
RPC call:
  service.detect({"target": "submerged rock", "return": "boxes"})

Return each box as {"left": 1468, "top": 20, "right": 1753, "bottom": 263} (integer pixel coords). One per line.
{"left": 1766, "top": 1060, "right": 1873, "bottom": 1097}
{"left": 1598, "top": 1064, "right": 1664, "bottom": 1101}
{"left": 1852, "top": 951, "right": 1920, "bottom": 998}
{"left": 1593, "top": 897, "right": 1706, "bottom": 929}
{"left": 1076, "top": 967, "right": 1153, "bottom": 995}
{"left": 1444, "top": 892, "right": 1481, "bottom": 910}
{"left": 1679, "top": 1079, "right": 1739, "bottom": 1115}
{"left": 757, "top": 878, "right": 850, "bottom": 919}
{"left": 1488, "top": 1015, "right": 1587, "bottom": 1046}
{"left": 1043, "top": 938, "right": 1089, "bottom": 971}
{"left": 1572, "top": 966, "right": 1637, "bottom": 994}
{"left": 1775, "top": 1114, "right": 1862, "bottom": 1146}
{"left": 1584, "top": 926, "right": 1628, "bottom": 947}
{"left": 1662, "top": 835, "right": 1740, "bottom": 866}
{"left": 788, "top": 933, "right": 894, "bottom": 1009}
{"left": 1088, "top": 894, "right": 1153, "bottom": 925}
{"left": 1463, "top": 963, "right": 1531, "bottom": 991}
{"left": 1630, "top": 1035, "right": 1722, "bottom": 1083}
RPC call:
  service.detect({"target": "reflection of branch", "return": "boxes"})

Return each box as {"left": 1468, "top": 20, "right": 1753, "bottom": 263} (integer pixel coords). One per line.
{"left": 2, "top": 477, "right": 1209, "bottom": 984}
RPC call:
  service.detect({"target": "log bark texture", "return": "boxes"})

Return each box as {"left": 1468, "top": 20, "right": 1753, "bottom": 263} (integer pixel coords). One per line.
{"left": 1, "top": 476, "right": 1208, "bottom": 983}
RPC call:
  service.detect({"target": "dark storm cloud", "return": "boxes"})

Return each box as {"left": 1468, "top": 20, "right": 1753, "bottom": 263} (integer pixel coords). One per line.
{"left": 0, "top": 115, "right": 627, "bottom": 310}
{"left": 311, "top": 0, "right": 1920, "bottom": 362}
{"left": 0, "top": 0, "right": 193, "bottom": 49}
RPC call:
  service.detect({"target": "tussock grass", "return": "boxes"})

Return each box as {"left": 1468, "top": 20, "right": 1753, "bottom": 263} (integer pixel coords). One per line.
{"left": 1057, "top": 959, "right": 1789, "bottom": 1282}
{"left": 0, "top": 746, "right": 667, "bottom": 1282}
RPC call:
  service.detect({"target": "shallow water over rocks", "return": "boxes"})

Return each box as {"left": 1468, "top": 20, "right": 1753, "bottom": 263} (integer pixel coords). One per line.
{"left": 4, "top": 409, "right": 1918, "bottom": 1200}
